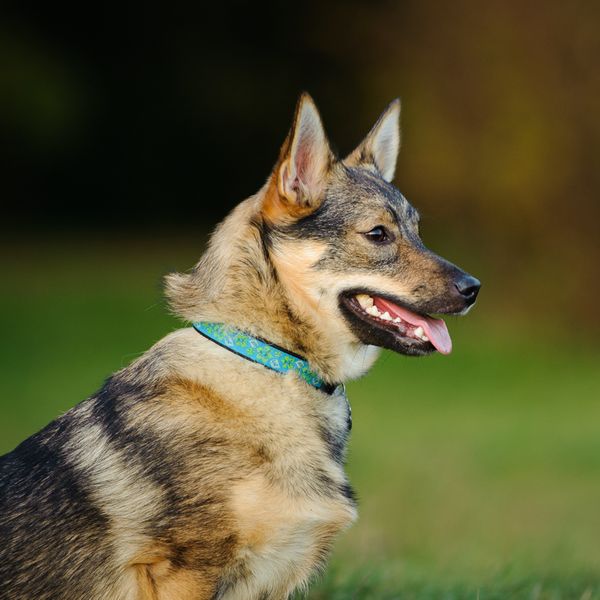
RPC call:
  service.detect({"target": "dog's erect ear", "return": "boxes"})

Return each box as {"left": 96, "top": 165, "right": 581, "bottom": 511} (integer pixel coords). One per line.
{"left": 263, "top": 93, "right": 333, "bottom": 224}
{"left": 344, "top": 99, "right": 400, "bottom": 182}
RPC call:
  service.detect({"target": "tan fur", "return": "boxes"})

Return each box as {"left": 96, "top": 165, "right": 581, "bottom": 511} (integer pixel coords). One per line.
{"left": 226, "top": 475, "right": 355, "bottom": 598}
{"left": 164, "top": 189, "right": 381, "bottom": 382}
{"left": 134, "top": 558, "right": 213, "bottom": 600}
{"left": 76, "top": 327, "right": 355, "bottom": 599}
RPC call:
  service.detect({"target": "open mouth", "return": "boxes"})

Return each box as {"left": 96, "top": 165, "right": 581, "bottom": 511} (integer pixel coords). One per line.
{"left": 339, "top": 292, "right": 452, "bottom": 356}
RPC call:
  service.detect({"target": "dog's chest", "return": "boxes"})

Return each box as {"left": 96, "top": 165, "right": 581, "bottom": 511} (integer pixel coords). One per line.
{"left": 225, "top": 474, "right": 356, "bottom": 599}
{"left": 223, "top": 385, "right": 356, "bottom": 597}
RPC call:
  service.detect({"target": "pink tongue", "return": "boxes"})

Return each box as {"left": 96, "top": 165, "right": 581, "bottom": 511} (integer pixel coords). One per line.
{"left": 374, "top": 297, "right": 452, "bottom": 355}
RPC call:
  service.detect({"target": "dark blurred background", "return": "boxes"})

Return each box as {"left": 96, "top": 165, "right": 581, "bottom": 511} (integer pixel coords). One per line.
{"left": 1, "top": 1, "right": 599, "bottom": 593}
{"left": 3, "top": 1, "right": 600, "bottom": 327}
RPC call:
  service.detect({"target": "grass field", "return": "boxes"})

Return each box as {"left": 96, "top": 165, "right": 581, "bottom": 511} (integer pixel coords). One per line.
{"left": 1, "top": 238, "right": 599, "bottom": 598}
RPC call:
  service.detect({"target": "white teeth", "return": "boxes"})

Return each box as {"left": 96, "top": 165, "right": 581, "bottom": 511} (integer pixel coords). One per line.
{"left": 355, "top": 297, "right": 431, "bottom": 339}
{"left": 356, "top": 294, "right": 374, "bottom": 309}
{"left": 366, "top": 305, "right": 380, "bottom": 317}
{"left": 413, "top": 326, "right": 429, "bottom": 341}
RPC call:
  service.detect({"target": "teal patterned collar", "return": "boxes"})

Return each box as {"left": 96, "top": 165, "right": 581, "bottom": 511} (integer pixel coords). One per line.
{"left": 193, "top": 322, "right": 335, "bottom": 393}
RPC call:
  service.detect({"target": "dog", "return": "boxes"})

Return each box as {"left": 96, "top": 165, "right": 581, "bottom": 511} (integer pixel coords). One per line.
{"left": 0, "top": 93, "right": 479, "bottom": 599}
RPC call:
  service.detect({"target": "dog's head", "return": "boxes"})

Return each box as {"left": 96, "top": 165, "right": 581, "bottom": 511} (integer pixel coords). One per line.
{"left": 261, "top": 93, "right": 480, "bottom": 360}
{"left": 166, "top": 93, "right": 480, "bottom": 381}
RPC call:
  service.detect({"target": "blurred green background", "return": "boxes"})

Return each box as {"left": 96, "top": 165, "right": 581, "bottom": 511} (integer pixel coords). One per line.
{"left": 1, "top": 1, "right": 600, "bottom": 597}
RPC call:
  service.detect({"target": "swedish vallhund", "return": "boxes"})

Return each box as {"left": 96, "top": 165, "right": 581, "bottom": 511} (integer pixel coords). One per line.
{"left": 0, "top": 93, "right": 480, "bottom": 599}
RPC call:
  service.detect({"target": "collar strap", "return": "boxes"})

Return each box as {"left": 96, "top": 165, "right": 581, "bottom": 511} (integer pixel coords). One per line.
{"left": 193, "top": 322, "right": 336, "bottom": 394}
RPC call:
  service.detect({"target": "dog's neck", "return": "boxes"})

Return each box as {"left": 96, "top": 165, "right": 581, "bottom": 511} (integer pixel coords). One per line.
{"left": 165, "top": 195, "right": 380, "bottom": 384}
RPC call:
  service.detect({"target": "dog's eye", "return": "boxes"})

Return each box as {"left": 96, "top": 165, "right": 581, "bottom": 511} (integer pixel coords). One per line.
{"left": 363, "top": 226, "right": 391, "bottom": 244}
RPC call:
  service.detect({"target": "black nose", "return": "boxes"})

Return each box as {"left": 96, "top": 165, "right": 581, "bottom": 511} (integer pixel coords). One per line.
{"left": 454, "top": 273, "right": 481, "bottom": 304}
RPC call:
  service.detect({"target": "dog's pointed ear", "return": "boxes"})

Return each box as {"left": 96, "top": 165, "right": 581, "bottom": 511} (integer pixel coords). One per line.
{"left": 262, "top": 93, "right": 333, "bottom": 224}
{"left": 344, "top": 99, "right": 401, "bottom": 182}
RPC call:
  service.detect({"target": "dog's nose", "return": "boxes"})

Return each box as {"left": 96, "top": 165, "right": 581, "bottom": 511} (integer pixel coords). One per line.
{"left": 454, "top": 273, "right": 481, "bottom": 305}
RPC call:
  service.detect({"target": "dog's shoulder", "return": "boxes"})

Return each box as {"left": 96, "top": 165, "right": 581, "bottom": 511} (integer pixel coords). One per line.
{"left": 0, "top": 327, "right": 356, "bottom": 598}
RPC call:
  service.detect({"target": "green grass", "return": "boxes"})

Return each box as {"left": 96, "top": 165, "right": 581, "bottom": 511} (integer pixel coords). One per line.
{"left": 1, "top": 237, "right": 599, "bottom": 598}
{"left": 303, "top": 570, "right": 600, "bottom": 599}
